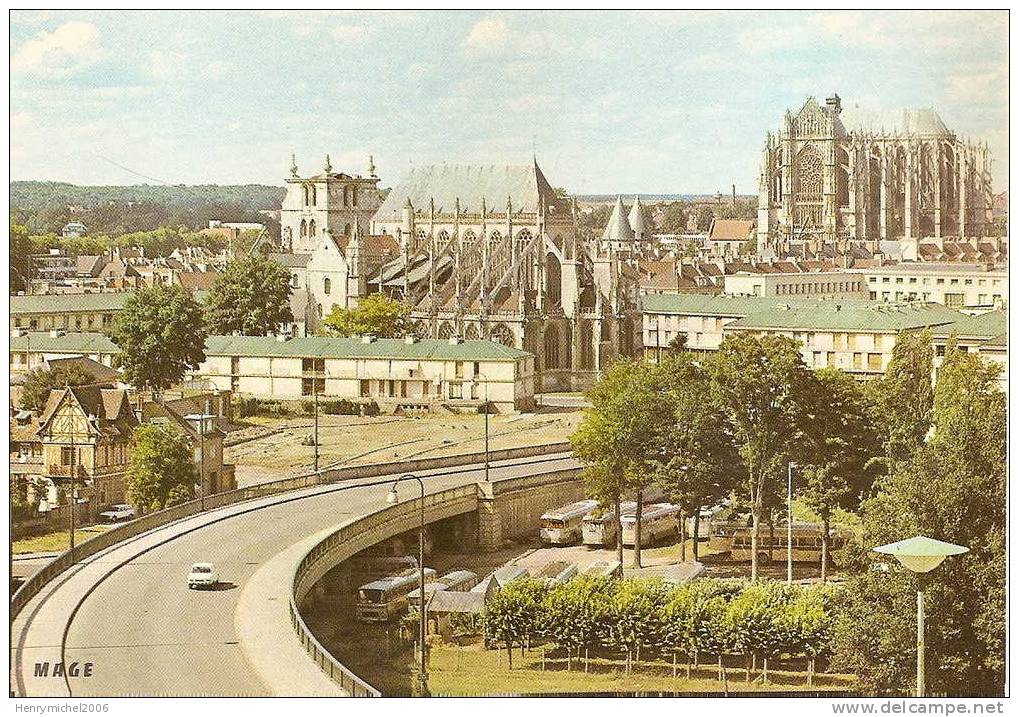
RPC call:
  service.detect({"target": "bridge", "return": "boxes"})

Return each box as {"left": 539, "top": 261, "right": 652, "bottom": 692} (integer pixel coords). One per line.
{"left": 11, "top": 447, "right": 582, "bottom": 697}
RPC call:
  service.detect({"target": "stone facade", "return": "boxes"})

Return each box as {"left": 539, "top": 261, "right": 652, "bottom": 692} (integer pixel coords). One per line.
{"left": 757, "top": 95, "right": 995, "bottom": 254}
{"left": 368, "top": 162, "right": 642, "bottom": 392}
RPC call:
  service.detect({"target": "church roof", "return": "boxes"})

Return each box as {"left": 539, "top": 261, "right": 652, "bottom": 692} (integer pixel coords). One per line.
{"left": 601, "top": 196, "right": 635, "bottom": 242}
{"left": 373, "top": 162, "right": 559, "bottom": 221}
{"left": 839, "top": 106, "right": 952, "bottom": 137}
{"left": 628, "top": 196, "right": 649, "bottom": 236}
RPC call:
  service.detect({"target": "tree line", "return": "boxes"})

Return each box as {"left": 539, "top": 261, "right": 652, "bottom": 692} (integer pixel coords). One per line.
{"left": 570, "top": 331, "right": 1005, "bottom": 695}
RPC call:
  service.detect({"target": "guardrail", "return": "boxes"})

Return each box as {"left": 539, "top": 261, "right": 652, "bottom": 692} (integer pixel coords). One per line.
{"left": 11, "top": 442, "right": 569, "bottom": 622}
{"left": 290, "top": 484, "right": 480, "bottom": 696}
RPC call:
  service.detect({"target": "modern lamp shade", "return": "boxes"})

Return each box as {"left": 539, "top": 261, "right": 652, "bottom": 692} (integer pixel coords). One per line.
{"left": 873, "top": 535, "right": 969, "bottom": 573}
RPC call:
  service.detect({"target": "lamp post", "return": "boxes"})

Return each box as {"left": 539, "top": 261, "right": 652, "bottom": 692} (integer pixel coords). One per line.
{"left": 787, "top": 462, "right": 795, "bottom": 585}
{"left": 185, "top": 412, "right": 216, "bottom": 510}
{"left": 386, "top": 473, "right": 428, "bottom": 697}
{"left": 873, "top": 535, "right": 969, "bottom": 698}
{"left": 475, "top": 373, "right": 491, "bottom": 482}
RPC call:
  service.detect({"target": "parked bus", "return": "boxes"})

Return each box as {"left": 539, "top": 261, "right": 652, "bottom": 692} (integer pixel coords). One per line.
{"left": 536, "top": 561, "right": 578, "bottom": 585}
{"left": 581, "top": 560, "right": 623, "bottom": 579}
{"left": 356, "top": 568, "right": 437, "bottom": 622}
{"left": 352, "top": 554, "right": 418, "bottom": 581}
{"left": 620, "top": 503, "right": 682, "bottom": 547}
{"left": 686, "top": 501, "right": 733, "bottom": 540}
{"left": 471, "top": 565, "right": 529, "bottom": 594}
{"left": 539, "top": 499, "right": 600, "bottom": 545}
{"left": 581, "top": 501, "right": 637, "bottom": 547}
{"left": 727, "top": 524, "right": 847, "bottom": 563}
{"left": 436, "top": 570, "right": 479, "bottom": 592}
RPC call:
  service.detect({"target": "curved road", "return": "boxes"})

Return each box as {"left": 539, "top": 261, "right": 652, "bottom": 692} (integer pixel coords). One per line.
{"left": 12, "top": 453, "right": 578, "bottom": 697}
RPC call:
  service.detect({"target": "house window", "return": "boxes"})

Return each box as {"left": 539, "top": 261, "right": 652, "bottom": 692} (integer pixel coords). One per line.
{"left": 360, "top": 379, "right": 370, "bottom": 397}
{"left": 231, "top": 357, "right": 240, "bottom": 374}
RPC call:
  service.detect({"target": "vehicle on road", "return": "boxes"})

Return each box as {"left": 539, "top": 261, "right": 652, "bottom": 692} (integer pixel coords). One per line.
{"left": 582, "top": 501, "right": 637, "bottom": 547}
{"left": 187, "top": 562, "right": 219, "bottom": 589}
{"left": 539, "top": 499, "right": 599, "bottom": 545}
{"left": 356, "top": 568, "right": 437, "bottom": 622}
{"left": 621, "top": 503, "right": 682, "bottom": 547}
{"left": 99, "top": 504, "right": 136, "bottom": 523}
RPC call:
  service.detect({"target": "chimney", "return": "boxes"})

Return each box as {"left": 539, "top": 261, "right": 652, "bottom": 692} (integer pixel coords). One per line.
{"left": 448, "top": 336, "right": 462, "bottom": 345}
{"left": 404, "top": 335, "right": 418, "bottom": 344}
{"left": 361, "top": 335, "right": 376, "bottom": 344}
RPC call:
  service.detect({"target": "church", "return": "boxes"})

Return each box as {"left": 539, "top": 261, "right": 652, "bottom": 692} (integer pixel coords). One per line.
{"left": 367, "top": 161, "right": 643, "bottom": 392}
{"left": 757, "top": 95, "right": 995, "bottom": 254}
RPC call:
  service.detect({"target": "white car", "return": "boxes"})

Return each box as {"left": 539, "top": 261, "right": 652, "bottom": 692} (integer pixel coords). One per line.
{"left": 99, "top": 504, "right": 136, "bottom": 523}
{"left": 187, "top": 562, "right": 219, "bottom": 589}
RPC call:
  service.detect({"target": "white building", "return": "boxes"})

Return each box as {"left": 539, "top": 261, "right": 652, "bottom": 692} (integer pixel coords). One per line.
{"left": 848, "top": 263, "right": 1007, "bottom": 309}
{"left": 723, "top": 270, "right": 867, "bottom": 300}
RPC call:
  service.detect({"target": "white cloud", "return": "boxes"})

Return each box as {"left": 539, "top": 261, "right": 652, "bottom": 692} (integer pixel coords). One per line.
{"left": 463, "top": 17, "right": 560, "bottom": 59}
{"left": 944, "top": 69, "right": 1007, "bottom": 106}
{"left": 11, "top": 21, "right": 106, "bottom": 76}
{"left": 331, "top": 25, "right": 371, "bottom": 42}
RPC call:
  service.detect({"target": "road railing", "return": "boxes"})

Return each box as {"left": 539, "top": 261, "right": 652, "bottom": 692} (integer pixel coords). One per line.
{"left": 10, "top": 442, "right": 569, "bottom": 622}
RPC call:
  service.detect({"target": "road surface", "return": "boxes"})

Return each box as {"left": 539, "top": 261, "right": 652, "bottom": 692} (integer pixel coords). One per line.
{"left": 11, "top": 453, "right": 578, "bottom": 697}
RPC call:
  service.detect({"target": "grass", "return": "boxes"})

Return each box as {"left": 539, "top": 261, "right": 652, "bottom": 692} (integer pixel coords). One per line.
{"left": 13, "top": 524, "right": 113, "bottom": 554}
{"left": 426, "top": 642, "right": 858, "bottom": 696}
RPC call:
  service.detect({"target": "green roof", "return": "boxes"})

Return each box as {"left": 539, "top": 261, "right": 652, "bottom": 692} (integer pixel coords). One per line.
{"left": 642, "top": 293, "right": 819, "bottom": 317}
{"left": 11, "top": 332, "right": 532, "bottom": 362}
{"left": 206, "top": 335, "right": 532, "bottom": 361}
{"left": 727, "top": 301, "right": 964, "bottom": 332}
{"left": 10, "top": 292, "right": 132, "bottom": 315}
{"left": 931, "top": 310, "right": 1007, "bottom": 341}
{"left": 10, "top": 332, "right": 119, "bottom": 353}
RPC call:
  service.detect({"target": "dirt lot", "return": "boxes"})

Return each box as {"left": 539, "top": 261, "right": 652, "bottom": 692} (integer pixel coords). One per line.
{"left": 225, "top": 408, "right": 583, "bottom": 487}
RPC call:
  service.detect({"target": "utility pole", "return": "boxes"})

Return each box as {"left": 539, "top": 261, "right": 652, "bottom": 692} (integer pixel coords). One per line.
{"left": 787, "top": 462, "right": 794, "bottom": 585}
{"left": 69, "top": 421, "right": 76, "bottom": 554}
{"left": 313, "top": 379, "right": 320, "bottom": 474}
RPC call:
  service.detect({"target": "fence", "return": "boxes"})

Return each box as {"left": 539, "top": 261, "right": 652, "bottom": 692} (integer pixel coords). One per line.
{"left": 289, "top": 484, "right": 481, "bottom": 696}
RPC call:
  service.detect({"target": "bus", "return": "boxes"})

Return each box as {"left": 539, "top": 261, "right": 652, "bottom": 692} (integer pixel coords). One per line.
{"left": 472, "top": 565, "right": 529, "bottom": 594}
{"left": 727, "top": 524, "right": 847, "bottom": 563}
{"left": 581, "top": 501, "right": 637, "bottom": 547}
{"left": 581, "top": 560, "right": 623, "bottom": 579}
{"left": 686, "top": 501, "right": 733, "bottom": 540}
{"left": 356, "top": 568, "right": 437, "bottom": 622}
{"left": 621, "top": 503, "right": 682, "bottom": 547}
{"left": 539, "top": 499, "right": 600, "bottom": 545}
{"left": 436, "top": 570, "right": 479, "bottom": 592}
{"left": 536, "top": 561, "right": 578, "bottom": 585}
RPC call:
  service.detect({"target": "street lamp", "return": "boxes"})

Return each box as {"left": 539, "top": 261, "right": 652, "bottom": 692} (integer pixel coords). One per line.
{"left": 873, "top": 535, "right": 969, "bottom": 698}
{"left": 787, "top": 462, "right": 795, "bottom": 585}
{"left": 475, "top": 373, "right": 491, "bottom": 482}
{"left": 386, "top": 473, "right": 429, "bottom": 697}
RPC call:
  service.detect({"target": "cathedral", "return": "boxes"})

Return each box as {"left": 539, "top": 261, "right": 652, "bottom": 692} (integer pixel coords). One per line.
{"left": 367, "top": 162, "right": 642, "bottom": 391}
{"left": 757, "top": 95, "right": 995, "bottom": 253}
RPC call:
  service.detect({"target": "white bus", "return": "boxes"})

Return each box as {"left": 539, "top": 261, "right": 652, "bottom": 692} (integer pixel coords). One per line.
{"left": 536, "top": 561, "right": 578, "bottom": 585}
{"left": 356, "top": 568, "right": 437, "bottom": 622}
{"left": 686, "top": 501, "right": 733, "bottom": 539}
{"left": 581, "top": 501, "right": 638, "bottom": 547}
{"left": 472, "top": 565, "right": 529, "bottom": 594}
{"left": 621, "top": 503, "right": 682, "bottom": 547}
{"left": 437, "top": 570, "right": 480, "bottom": 592}
{"left": 539, "top": 499, "right": 600, "bottom": 545}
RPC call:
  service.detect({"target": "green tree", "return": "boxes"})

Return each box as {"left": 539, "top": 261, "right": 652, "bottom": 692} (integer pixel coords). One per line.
{"left": 126, "top": 423, "right": 197, "bottom": 512}
{"left": 540, "top": 576, "right": 614, "bottom": 669}
{"left": 108, "top": 284, "right": 208, "bottom": 393}
{"left": 482, "top": 578, "right": 546, "bottom": 669}
{"left": 866, "top": 330, "right": 935, "bottom": 466}
{"left": 322, "top": 292, "right": 412, "bottom": 338}
{"left": 10, "top": 220, "right": 33, "bottom": 292}
{"left": 205, "top": 254, "right": 293, "bottom": 336}
{"left": 835, "top": 347, "right": 1005, "bottom": 695}
{"left": 657, "top": 201, "right": 689, "bottom": 234}
{"left": 19, "top": 364, "right": 97, "bottom": 413}
{"left": 797, "top": 368, "right": 882, "bottom": 581}
{"left": 572, "top": 360, "right": 671, "bottom": 568}
{"left": 651, "top": 354, "right": 738, "bottom": 561}
{"left": 709, "top": 334, "right": 809, "bottom": 581}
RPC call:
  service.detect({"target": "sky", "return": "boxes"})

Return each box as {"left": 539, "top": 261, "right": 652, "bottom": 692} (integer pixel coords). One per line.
{"left": 9, "top": 10, "right": 1009, "bottom": 194}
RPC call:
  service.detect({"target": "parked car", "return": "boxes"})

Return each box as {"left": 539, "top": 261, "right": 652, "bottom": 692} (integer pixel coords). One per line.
{"left": 98, "top": 504, "right": 136, "bottom": 523}
{"left": 187, "top": 562, "right": 219, "bottom": 589}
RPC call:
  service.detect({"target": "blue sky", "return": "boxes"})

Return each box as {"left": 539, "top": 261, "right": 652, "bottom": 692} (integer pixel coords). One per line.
{"left": 10, "top": 10, "right": 1008, "bottom": 194}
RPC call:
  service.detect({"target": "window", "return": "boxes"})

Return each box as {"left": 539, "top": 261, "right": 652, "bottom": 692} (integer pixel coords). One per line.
{"left": 944, "top": 293, "right": 965, "bottom": 309}
{"left": 360, "top": 380, "right": 370, "bottom": 397}
{"left": 308, "top": 219, "right": 316, "bottom": 237}
{"left": 301, "top": 378, "right": 325, "bottom": 396}
{"left": 351, "top": 187, "right": 358, "bottom": 206}
{"left": 323, "top": 278, "right": 331, "bottom": 295}
{"left": 292, "top": 273, "right": 300, "bottom": 288}
{"left": 455, "top": 361, "right": 464, "bottom": 379}
{"left": 300, "top": 220, "right": 307, "bottom": 238}
{"left": 231, "top": 356, "right": 240, "bottom": 374}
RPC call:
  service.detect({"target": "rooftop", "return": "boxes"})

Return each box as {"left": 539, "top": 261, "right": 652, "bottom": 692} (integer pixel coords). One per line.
{"left": 726, "top": 301, "right": 964, "bottom": 333}
{"left": 10, "top": 292, "right": 132, "bottom": 315}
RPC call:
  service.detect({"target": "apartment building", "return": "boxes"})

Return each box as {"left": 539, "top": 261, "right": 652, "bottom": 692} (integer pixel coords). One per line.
{"left": 849, "top": 263, "right": 1007, "bottom": 309}
{"left": 10, "top": 292, "right": 130, "bottom": 332}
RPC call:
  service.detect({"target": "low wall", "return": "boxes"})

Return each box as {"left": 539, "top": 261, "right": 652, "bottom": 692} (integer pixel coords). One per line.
{"left": 11, "top": 442, "right": 570, "bottom": 622}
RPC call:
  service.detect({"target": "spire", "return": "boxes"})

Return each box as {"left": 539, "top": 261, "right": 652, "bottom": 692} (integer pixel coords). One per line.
{"left": 324, "top": 154, "right": 332, "bottom": 174}
{"left": 601, "top": 196, "right": 635, "bottom": 243}
{"left": 368, "top": 154, "right": 376, "bottom": 177}
{"left": 628, "top": 196, "right": 647, "bottom": 238}
{"left": 289, "top": 153, "right": 299, "bottom": 178}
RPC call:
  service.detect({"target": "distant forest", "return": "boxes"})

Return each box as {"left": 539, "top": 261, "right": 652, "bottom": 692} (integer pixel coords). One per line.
{"left": 10, "top": 181, "right": 285, "bottom": 236}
